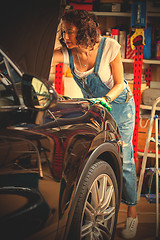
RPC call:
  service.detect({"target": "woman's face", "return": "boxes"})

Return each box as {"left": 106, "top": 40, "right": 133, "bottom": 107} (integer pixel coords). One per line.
{"left": 62, "top": 21, "right": 78, "bottom": 49}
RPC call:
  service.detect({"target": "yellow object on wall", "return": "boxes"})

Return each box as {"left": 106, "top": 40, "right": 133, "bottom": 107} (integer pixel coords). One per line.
{"left": 64, "top": 67, "right": 73, "bottom": 77}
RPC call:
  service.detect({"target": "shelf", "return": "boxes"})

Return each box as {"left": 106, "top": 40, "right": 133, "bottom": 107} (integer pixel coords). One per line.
{"left": 147, "top": 12, "right": 160, "bottom": 17}
{"left": 140, "top": 104, "right": 160, "bottom": 111}
{"left": 93, "top": 11, "right": 131, "bottom": 17}
{"left": 122, "top": 58, "right": 160, "bottom": 65}
{"left": 143, "top": 59, "right": 160, "bottom": 65}
{"left": 93, "top": 11, "right": 160, "bottom": 18}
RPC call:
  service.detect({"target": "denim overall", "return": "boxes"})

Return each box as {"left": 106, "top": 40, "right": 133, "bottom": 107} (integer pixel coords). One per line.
{"left": 67, "top": 37, "right": 137, "bottom": 206}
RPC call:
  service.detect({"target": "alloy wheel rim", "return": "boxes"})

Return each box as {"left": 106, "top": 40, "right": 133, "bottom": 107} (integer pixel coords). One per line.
{"left": 81, "top": 174, "right": 116, "bottom": 240}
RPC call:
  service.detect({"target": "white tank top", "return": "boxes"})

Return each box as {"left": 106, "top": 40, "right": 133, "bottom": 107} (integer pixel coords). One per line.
{"left": 62, "top": 37, "right": 121, "bottom": 89}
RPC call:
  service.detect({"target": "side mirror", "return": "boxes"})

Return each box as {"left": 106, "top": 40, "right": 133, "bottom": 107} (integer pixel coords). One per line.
{"left": 22, "top": 74, "right": 58, "bottom": 110}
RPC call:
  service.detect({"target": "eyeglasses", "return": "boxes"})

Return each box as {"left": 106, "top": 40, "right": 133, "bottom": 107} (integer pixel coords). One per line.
{"left": 62, "top": 30, "right": 76, "bottom": 36}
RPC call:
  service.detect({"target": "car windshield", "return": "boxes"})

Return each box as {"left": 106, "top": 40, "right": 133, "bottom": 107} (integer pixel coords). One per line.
{"left": 0, "top": 53, "right": 22, "bottom": 106}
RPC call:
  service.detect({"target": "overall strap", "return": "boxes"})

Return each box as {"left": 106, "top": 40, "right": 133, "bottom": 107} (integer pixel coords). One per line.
{"left": 67, "top": 49, "right": 74, "bottom": 72}
{"left": 94, "top": 37, "right": 106, "bottom": 74}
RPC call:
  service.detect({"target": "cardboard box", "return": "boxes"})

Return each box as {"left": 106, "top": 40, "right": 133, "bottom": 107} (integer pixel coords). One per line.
{"left": 112, "top": 3, "right": 121, "bottom": 12}
{"left": 69, "top": 0, "right": 93, "bottom": 11}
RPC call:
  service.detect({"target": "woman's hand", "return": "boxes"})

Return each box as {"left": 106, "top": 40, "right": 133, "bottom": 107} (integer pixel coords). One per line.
{"left": 88, "top": 98, "right": 112, "bottom": 111}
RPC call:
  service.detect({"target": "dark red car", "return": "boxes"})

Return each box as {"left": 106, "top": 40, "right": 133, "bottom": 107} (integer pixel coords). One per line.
{"left": 0, "top": 1, "right": 123, "bottom": 239}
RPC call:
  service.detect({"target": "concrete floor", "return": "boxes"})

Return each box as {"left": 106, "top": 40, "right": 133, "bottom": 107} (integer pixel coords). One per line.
{"left": 115, "top": 196, "right": 160, "bottom": 240}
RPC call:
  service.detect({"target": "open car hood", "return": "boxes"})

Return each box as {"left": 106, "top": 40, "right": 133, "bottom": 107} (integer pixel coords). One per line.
{"left": 0, "top": 0, "right": 64, "bottom": 80}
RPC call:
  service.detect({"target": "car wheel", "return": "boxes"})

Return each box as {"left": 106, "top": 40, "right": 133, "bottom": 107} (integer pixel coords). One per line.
{"left": 69, "top": 160, "right": 119, "bottom": 240}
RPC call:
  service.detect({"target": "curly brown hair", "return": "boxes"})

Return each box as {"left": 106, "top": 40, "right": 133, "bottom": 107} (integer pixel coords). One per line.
{"left": 60, "top": 9, "right": 100, "bottom": 49}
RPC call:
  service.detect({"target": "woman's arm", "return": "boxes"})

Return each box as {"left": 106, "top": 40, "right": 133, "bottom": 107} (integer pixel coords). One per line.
{"left": 50, "top": 48, "right": 64, "bottom": 74}
{"left": 105, "top": 50, "right": 124, "bottom": 102}
{"left": 49, "top": 48, "right": 64, "bottom": 82}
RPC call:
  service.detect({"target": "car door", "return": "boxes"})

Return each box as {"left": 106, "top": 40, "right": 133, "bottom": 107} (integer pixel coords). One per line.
{"left": 0, "top": 53, "right": 60, "bottom": 240}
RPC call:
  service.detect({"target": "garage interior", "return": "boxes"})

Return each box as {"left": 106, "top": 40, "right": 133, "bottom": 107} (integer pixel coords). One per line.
{"left": 50, "top": 0, "right": 160, "bottom": 239}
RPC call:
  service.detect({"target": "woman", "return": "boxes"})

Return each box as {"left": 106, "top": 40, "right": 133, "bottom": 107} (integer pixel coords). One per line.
{"left": 51, "top": 9, "right": 138, "bottom": 239}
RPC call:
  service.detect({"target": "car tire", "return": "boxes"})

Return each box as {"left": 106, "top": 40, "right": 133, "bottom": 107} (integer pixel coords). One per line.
{"left": 69, "top": 160, "right": 119, "bottom": 240}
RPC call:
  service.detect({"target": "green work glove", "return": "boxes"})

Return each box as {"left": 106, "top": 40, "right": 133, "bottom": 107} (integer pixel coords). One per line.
{"left": 88, "top": 98, "right": 112, "bottom": 111}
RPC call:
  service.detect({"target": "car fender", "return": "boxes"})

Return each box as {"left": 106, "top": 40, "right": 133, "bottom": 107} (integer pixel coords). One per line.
{"left": 64, "top": 141, "right": 122, "bottom": 240}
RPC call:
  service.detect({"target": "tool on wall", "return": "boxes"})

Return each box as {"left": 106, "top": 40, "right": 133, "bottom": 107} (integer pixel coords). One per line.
{"left": 55, "top": 63, "right": 64, "bottom": 95}
{"left": 145, "top": 65, "right": 152, "bottom": 87}
{"left": 130, "top": 0, "right": 146, "bottom": 166}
